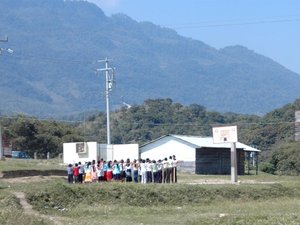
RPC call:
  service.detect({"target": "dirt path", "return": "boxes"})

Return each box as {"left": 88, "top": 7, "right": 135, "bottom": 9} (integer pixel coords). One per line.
{"left": 12, "top": 191, "right": 64, "bottom": 225}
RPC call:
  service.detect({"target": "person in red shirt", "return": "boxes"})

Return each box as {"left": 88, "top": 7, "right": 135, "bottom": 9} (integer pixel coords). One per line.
{"left": 73, "top": 163, "right": 79, "bottom": 183}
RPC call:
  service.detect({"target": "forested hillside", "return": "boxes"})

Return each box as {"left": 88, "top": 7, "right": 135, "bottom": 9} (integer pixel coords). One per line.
{"left": 79, "top": 98, "right": 300, "bottom": 175}
{"left": 0, "top": 0, "right": 300, "bottom": 116}
{"left": 1, "top": 98, "right": 299, "bottom": 174}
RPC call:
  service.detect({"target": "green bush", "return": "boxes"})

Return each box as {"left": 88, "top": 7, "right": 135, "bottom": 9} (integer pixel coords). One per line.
{"left": 270, "top": 142, "right": 300, "bottom": 175}
{"left": 259, "top": 162, "right": 276, "bottom": 174}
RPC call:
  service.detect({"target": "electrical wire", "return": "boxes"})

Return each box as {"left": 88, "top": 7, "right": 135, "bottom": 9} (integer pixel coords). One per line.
{"left": 164, "top": 17, "right": 300, "bottom": 29}
{"left": 1, "top": 53, "right": 102, "bottom": 65}
{"left": 0, "top": 115, "right": 296, "bottom": 127}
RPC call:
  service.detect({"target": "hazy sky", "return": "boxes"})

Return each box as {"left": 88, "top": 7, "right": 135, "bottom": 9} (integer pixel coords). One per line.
{"left": 88, "top": 0, "right": 300, "bottom": 74}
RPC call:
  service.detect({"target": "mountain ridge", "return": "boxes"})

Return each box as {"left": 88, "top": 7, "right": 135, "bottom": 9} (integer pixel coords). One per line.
{"left": 0, "top": 0, "right": 299, "bottom": 117}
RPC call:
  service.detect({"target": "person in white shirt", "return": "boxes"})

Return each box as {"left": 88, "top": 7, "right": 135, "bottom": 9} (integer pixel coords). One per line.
{"left": 152, "top": 160, "right": 158, "bottom": 183}
{"left": 157, "top": 159, "right": 163, "bottom": 183}
{"left": 139, "top": 159, "right": 147, "bottom": 184}
{"left": 145, "top": 158, "right": 153, "bottom": 183}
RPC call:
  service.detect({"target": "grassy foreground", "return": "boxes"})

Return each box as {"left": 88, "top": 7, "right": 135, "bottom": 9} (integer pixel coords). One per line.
{"left": 0, "top": 159, "right": 300, "bottom": 225}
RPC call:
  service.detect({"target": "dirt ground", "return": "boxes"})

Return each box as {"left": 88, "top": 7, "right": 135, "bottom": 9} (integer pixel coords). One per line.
{"left": 0, "top": 174, "right": 65, "bottom": 225}
{"left": 2, "top": 174, "right": 275, "bottom": 185}
{"left": 12, "top": 191, "right": 64, "bottom": 225}
{"left": 3, "top": 175, "right": 64, "bottom": 184}
{"left": 1, "top": 173, "right": 275, "bottom": 225}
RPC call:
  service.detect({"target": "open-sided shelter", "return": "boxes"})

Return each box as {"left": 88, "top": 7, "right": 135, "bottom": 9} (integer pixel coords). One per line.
{"left": 140, "top": 135, "right": 260, "bottom": 175}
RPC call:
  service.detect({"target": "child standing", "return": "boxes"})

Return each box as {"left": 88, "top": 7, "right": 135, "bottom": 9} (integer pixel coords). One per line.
{"left": 152, "top": 160, "right": 158, "bottom": 183}
{"left": 98, "top": 159, "right": 105, "bottom": 182}
{"left": 84, "top": 162, "right": 92, "bottom": 183}
{"left": 67, "top": 164, "right": 73, "bottom": 184}
{"left": 78, "top": 162, "right": 84, "bottom": 183}
{"left": 125, "top": 159, "right": 132, "bottom": 182}
{"left": 106, "top": 161, "right": 113, "bottom": 181}
{"left": 73, "top": 163, "right": 79, "bottom": 183}
{"left": 140, "top": 159, "right": 147, "bottom": 184}
{"left": 157, "top": 159, "right": 163, "bottom": 183}
{"left": 133, "top": 159, "right": 139, "bottom": 183}
{"left": 113, "top": 160, "right": 121, "bottom": 181}
{"left": 146, "top": 158, "right": 153, "bottom": 183}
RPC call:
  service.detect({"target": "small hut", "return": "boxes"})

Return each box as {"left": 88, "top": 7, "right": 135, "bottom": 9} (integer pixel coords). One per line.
{"left": 140, "top": 135, "right": 260, "bottom": 175}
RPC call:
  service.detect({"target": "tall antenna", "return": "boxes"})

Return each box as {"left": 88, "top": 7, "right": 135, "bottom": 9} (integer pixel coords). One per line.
{"left": 96, "top": 58, "right": 115, "bottom": 145}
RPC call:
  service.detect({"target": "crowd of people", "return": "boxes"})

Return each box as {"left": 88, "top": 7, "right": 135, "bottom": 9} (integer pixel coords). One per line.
{"left": 66, "top": 155, "right": 179, "bottom": 184}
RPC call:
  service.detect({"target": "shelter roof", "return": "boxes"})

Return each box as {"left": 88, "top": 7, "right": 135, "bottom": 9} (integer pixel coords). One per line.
{"left": 140, "top": 135, "right": 260, "bottom": 152}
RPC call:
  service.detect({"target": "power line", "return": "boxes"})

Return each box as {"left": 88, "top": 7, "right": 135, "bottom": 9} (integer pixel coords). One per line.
{"left": 0, "top": 114, "right": 296, "bottom": 127}
{"left": 3, "top": 53, "right": 97, "bottom": 65}
{"left": 166, "top": 17, "right": 300, "bottom": 29}
{"left": 0, "top": 115, "right": 83, "bottom": 123}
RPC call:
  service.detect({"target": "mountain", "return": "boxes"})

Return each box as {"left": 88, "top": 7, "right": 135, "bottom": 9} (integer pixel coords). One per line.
{"left": 0, "top": 0, "right": 300, "bottom": 117}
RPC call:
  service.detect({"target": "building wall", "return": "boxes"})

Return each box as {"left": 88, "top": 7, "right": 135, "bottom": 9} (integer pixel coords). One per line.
{"left": 109, "top": 144, "right": 139, "bottom": 161}
{"left": 63, "top": 143, "right": 139, "bottom": 164}
{"left": 63, "top": 142, "right": 98, "bottom": 164}
{"left": 140, "top": 137, "right": 196, "bottom": 161}
{"left": 196, "top": 147, "right": 245, "bottom": 175}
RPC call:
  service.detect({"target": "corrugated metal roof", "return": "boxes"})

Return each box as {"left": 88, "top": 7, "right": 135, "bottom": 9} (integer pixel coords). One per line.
{"left": 140, "top": 135, "right": 260, "bottom": 152}
{"left": 171, "top": 135, "right": 260, "bottom": 152}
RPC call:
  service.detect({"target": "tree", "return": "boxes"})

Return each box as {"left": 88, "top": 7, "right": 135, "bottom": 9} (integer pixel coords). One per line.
{"left": 2, "top": 115, "right": 83, "bottom": 158}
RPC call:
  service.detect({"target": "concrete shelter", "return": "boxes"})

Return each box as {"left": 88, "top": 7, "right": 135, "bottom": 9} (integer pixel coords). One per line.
{"left": 140, "top": 135, "right": 260, "bottom": 175}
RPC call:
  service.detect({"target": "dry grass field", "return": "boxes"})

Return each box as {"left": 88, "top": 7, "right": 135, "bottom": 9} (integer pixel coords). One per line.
{"left": 0, "top": 158, "right": 300, "bottom": 225}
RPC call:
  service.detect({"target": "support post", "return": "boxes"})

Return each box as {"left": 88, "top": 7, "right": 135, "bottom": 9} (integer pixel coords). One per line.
{"left": 256, "top": 153, "right": 259, "bottom": 175}
{"left": 231, "top": 142, "right": 238, "bottom": 183}
{"left": 247, "top": 152, "right": 250, "bottom": 175}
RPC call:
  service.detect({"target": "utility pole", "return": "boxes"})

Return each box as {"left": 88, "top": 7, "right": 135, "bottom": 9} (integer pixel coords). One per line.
{"left": 96, "top": 58, "right": 115, "bottom": 145}
{"left": 0, "top": 123, "right": 2, "bottom": 160}
{"left": 0, "top": 36, "right": 11, "bottom": 160}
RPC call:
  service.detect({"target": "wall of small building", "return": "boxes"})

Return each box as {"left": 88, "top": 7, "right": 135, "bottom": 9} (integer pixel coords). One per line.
{"left": 63, "top": 142, "right": 98, "bottom": 164}
{"left": 140, "top": 136, "right": 196, "bottom": 161}
{"left": 105, "top": 144, "right": 139, "bottom": 161}
{"left": 63, "top": 143, "right": 139, "bottom": 164}
{"left": 195, "top": 147, "right": 245, "bottom": 175}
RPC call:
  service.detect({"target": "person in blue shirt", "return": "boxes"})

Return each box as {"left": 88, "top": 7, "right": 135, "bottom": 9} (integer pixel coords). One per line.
{"left": 113, "top": 160, "right": 121, "bottom": 181}
{"left": 67, "top": 164, "right": 73, "bottom": 184}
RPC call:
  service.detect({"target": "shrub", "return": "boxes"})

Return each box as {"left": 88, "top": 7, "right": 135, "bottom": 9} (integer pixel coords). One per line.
{"left": 259, "top": 162, "right": 276, "bottom": 174}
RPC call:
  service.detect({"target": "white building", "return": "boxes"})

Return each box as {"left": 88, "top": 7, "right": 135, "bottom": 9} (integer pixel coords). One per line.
{"left": 63, "top": 142, "right": 139, "bottom": 164}
{"left": 140, "top": 135, "right": 260, "bottom": 174}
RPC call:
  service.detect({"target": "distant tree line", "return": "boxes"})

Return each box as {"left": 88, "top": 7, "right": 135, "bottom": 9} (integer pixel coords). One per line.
{"left": 1, "top": 115, "right": 83, "bottom": 158}
{"left": 1, "top": 98, "right": 300, "bottom": 175}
